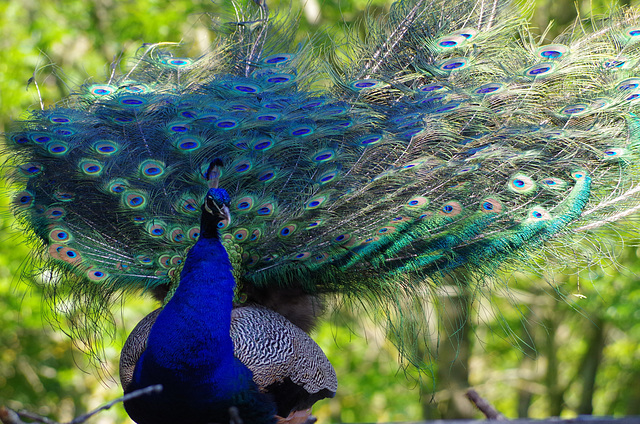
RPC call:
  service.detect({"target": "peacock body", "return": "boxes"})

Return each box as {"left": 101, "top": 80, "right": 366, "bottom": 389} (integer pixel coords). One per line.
{"left": 120, "top": 184, "right": 276, "bottom": 424}
{"left": 118, "top": 171, "right": 337, "bottom": 423}
{"left": 6, "top": 0, "right": 640, "bottom": 421}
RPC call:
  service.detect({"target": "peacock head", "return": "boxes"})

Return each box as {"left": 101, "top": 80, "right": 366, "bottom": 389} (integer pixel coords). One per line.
{"left": 200, "top": 159, "right": 231, "bottom": 237}
{"left": 204, "top": 188, "right": 231, "bottom": 223}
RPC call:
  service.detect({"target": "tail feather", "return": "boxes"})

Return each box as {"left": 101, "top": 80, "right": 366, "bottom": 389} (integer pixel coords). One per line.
{"left": 5, "top": 0, "right": 640, "bottom": 360}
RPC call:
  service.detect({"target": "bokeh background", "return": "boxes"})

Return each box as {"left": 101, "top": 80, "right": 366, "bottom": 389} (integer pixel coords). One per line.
{"left": 2, "top": 0, "right": 640, "bottom": 422}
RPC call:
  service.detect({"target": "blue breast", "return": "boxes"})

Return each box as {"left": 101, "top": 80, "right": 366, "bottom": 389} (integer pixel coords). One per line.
{"left": 123, "top": 236, "right": 277, "bottom": 424}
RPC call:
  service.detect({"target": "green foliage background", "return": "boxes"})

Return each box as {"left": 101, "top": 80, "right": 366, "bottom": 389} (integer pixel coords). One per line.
{"left": 2, "top": 0, "right": 640, "bottom": 422}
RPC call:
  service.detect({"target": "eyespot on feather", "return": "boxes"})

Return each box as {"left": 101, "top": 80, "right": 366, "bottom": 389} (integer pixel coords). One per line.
{"left": 121, "top": 82, "right": 150, "bottom": 94}
{"left": 175, "top": 136, "right": 202, "bottom": 152}
{"left": 87, "top": 269, "right": 109, "bottom": 282}
{"left": 257, "top": 169, "right": 276, "bottom": 183}
{"left": 300, "top": 98, "right": 326, "bottom": 109}
{"left": 313, "top": 149, "right": 336, "bottom": 163}
{"left": 232, "top": 83, "right": 262, "bottom": 94}
{"left": 312, "top": 252, "right": 330, "bottom": 264}
{"left": 623, "top": 92, "right": 640, "bottom": 103}
{"left": 49, "top": 228, "right": 72, "bottom": 243}
{"left": 474, "top": 83, "right": 504, "bottom": 95}
{"left": 615, "top": 78, "right": 640, "bottom": 91}
{"left": 48, "top": 114, "right": 73, "bottom": 124}
{"left": 49, "top": 244, "right": 82, "bottom": 265}
{"left": 11, "top": 134, "right": 30, "bottom": 145}
{"left": 439, "top": 201, "right": 463, "bottom": 216}
{"left": 233, "top": 228, "right": 249, "bottom": 243}
{"left": 136, "top": 255, "right": 154, "bottom": 266}
{"left": 123, "top": 191, "right": 148, "bottom": 209}
{"left": 602, "top": 148, "right": 626, "bottom": 160}
{"left": 46, "top": 141, "right": 69, "bottom": 155}
{"left": 94, "top": 140, "right": 120, "bottom": 155}
{"left": 358, "top": 134, "right": 383, "bottom": 146}
{"left": 480, "top": 197, "right": 503, "bottom": 214}
{"left": 603, "top": 57, "right": 628, "bottom": 70}
{"left": 305, "top": 219, "right": 324, "bottom": 230}
{"left": 333, "top": 233, "right": 353, "bottom": 244}
{"left": 625, "top": 26, "right": 640, "bottom": 42}
{"left": 232, "top": 159, "right": 253, "bottom": 174}
{"left": 317, "top": 169, "right": 340, "bottom": 184}
{"left": 140, "top": 160, "right": 166, "bottom": 179}
{"left": 52, "top": 191, "right": 74, "bottom": 202}
{"left": 235, "top": 196, "right": 256, "bottom": 212}
{"left": 418, "top": 83, "right": 447, "bottom": 92}
{"left": 571, "top": 170, "right": 587, "bottom": 180}
{"left": 132, "top": 215, "right": 146, "bottom": 224}
{"left": 14, "top": 191, "right": 35, "bottom": 209}
{"left": 524, "top": 62, "right": 555, "bottom": 78}
{"left": 360, "top": 236, "right": 380, "bottom": 245}
{"left": 249, "top": 228, "right": 262, "bottom": 242}
{"left": 118, "top": 95, "right": 148, "bottom": 108}
{"left": 53, "top": 127, "right": 76, "bottom": 137}
{"left": 28, "top": 133, "right": 52, "bottom": 144}
{"left": 292, "top": 252, "right": 312, "bottom": 261}
{"left": 436, "top": 34, "right": 467, "bottom": 49}
{"left": 79, "top": 159, "right": 103, "bottom": 176}
{"left": 252, "top": 138, "right": 274, "bottom": 150}
{"left": 19, "top": 163, "right": 43, "bottom": 177}
{"left": 560, "top": 104, "right": 589, "bottom": 116}
{"left": 265, "top": 73, "right": 295, "bottom": 84}
{"left": 289, "top": 125, "right": 314, "bottom": 137}
{"left": 399, "top": 160, "right": 423, "bottom": 171}
{"left": 87, "top": 84, "right": 116, "bottom": 96}
{"left": 161, "top": 57, "right": 193, "bottom": 68}
{"left": 217, "top": 216, "right": 231, "bottom": 230}
{"left": 214, "top": 118, "right": 240, "bottom": 130}
{"left": 111, "top": 115, "right": 135, "bottom": 124}
{"left": 452, "top": 28, "right": 478, "bottom": 40}
{"left": 146, "top": 221, "right": 167, "bottom": 237}
{"left": 261, "top": 53, "right": 294, "bottom": 65}
{"left": 188, "top": 227, "right": 200, "bottom": 241}
{"left": 278, "top": 224, "right": 298, "bottom": 238}
{"left": 349, "top": 78, "right": 384, "bottom": 90}
{"left": 536, "top": 44, "right": 568, "bottom": 59}
{"left": 438, "top": 57, "right": 468, "bottom": 72}
{"left": 159, "top": 255, "right": 172, "bottom": 268}
{"left": 377, "top": 226, "right": 397, "bottom": 235}
{"left": 528, "top": 206, "right": 551, "bottom": 221}
{"left": 170, "top": 228, "right": 186, "bottom": 243}
{"left": 508, "top": 174, "right": 536, "bottom": 194}
{"left": 540, "top": 177, "right": 567, "bottom": 190}
{"left": 45, "top": 207, "right": 66, "bottom": 220}
{"left": 107, "top": 179, "right": 128, "bottom": 194}
{"left": 305, "top": 194, "right": 328, "bottom": 210}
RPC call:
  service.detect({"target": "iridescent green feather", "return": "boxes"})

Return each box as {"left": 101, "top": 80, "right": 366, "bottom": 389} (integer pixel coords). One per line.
{"left": 6, "top": 0, "right": 640, "bottom": 362}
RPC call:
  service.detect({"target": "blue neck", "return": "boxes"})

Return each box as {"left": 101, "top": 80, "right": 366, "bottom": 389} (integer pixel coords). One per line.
{"left": 127, "top": 231, "right": 263, "bottom": 412}
{"left": 125, "top": 207, "right": 277, "bottom": 423}
{"left": 146, "top": 235, "right": 237, "bottom": 372}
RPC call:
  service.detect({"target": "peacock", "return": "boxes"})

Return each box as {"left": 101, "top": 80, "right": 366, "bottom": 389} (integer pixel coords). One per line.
{"left": 6, "top": 0, "right": 640, "bottom": 422}
{"left": 117, "top": 160, "right": 337, "bottom": 424}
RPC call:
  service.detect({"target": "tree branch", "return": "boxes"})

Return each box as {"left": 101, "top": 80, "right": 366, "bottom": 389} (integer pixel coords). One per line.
{"left": 0, "top": 385, "right": 162, "bottom": 424}
{"left": 466, "top": 388, "right": 507, "bottom": 420}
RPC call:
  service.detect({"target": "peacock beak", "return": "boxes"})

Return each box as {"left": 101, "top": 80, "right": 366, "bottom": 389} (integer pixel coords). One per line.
{"left": 220, "top": 205, "right": 231, "bottom": 222}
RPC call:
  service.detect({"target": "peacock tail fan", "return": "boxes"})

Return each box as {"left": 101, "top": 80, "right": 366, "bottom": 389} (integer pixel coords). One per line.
{"left": 5, "top": 0, "right": 640, "bottom": 366}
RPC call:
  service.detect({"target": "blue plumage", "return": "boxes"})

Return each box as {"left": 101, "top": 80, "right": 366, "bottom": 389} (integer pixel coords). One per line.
{"left": 123, "top": 186, "right": 277, "bottom": 424}
{"left": 7, "top": 0, "right": 640, "bottom": 422}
